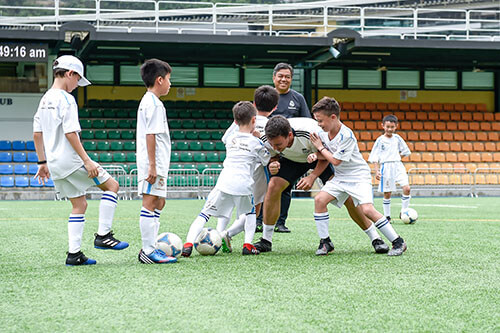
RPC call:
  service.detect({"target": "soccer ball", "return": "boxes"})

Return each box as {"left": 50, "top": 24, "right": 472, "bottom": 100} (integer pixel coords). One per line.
{"left": 400, "top": 208, "right": 418, "bottom": 224}
{"left": 194, "top": 228, "right": 222, "bottom": 255}
{"left": 156, "top": 232, "right": 183, "bottom": 257}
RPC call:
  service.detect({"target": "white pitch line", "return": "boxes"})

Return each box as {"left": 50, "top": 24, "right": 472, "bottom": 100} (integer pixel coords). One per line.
{"left": 400, "top": 203, "right": 478, "bottom": 209}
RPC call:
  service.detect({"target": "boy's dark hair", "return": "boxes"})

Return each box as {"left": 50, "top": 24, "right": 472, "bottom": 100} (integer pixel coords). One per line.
{"left": 311, "top": 97, "right": 341, "bottom": 117}
{"left": 265, "top": 115, "right": 291, "bottom": 139}
{"left": 52, "top": 59, "right": 69, "bottom": 78}
{"left": 140, "top": 59, "right": 172, "bottom": 88}
{"left": 233, "top": 101, "right": 256, "bottom": 126}
{"left": 254, "top": 85, "right": 279, "bottom": 112}
{"left": 273, "top": 63, "right": 294, "bottom": 76}
{"left": 382, "top": 114, "right": 398, "bottom": 124}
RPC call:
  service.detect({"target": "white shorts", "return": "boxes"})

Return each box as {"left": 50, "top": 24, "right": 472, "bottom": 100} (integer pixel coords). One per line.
{"left": 54, "top": 163, "right": 111, "bottom": 199}
{"left": 202, "top": 188, "right": 254, "bottom": 219}
{"left": 378, "top": 162, "right": 409, "bottom": 193}
{"left": 321, "top": 180, "right": 374, "bottom": 208}
{"left": 253, "top": 165, "right": 269, "bottom": 205}
{"left": 138, "top": 175, "right": 167, "bottom": 198}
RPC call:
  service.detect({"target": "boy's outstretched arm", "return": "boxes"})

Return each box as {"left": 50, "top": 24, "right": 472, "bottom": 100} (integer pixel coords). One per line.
{"left": 65, "top": 132, "right": 98, "bottom": 178}
{"left": 33, "top": 131, "right": 50, "bottom": 184}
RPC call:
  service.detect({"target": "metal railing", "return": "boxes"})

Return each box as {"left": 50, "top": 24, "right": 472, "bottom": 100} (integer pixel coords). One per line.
{"left": 0, "top": 1, "right": 498, "bottom": 40}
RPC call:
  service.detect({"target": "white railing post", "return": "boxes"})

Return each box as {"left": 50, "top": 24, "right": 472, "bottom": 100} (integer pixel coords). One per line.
{"left": 360, "top": 7, "right": 365, "bottom": 36}
{"left": 155, "top": 1, "right": 159, "bottom": 33}
{"left": 323, "top": 5, "right": 328, "bottom": 37}
{"left": 212, "top": 3, "right": 217, "bottom": 35}
{"left": 55, "top": 0, "right": 59, "bottom": 27}
{"left": 465, "top": 10, "right": 470, "bottom": 40}
{"left": 268, "top": 5, "right": 273, "bottom": 36}
{"left": 413, "top": 8, "right": 418, "bottom": 39}
{"left": 96, "top": 0, "right": 100, "bottom": 31}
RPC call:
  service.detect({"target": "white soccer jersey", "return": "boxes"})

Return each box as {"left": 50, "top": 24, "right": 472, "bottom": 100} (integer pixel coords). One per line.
{"left": 368, "top": 134, "right": 411, "bottom": 163}
{"left": 216, "top": 132, "right": 270, "bottom": 196}
{"left": 33, "top": 89, "right": 83, "bottom": 180}
{"left": 262, "top": 117, "right": 321, "bottom": 163}
{"left": 221, "top": 115, "right": 268, "bottom": 144}
{"left": 136, "top": 92, "right": 171, "bottom": 181}
{"left": 319, "top": 124, "right": 372, "bottom": 183}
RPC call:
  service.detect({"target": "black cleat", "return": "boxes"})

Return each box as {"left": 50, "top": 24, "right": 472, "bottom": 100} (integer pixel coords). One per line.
{"left": 386, "top": 216, "right": 392, "bottom": 224}
{"left": 181, "top": 243, "right": 193, "bottom": 257}
{"left": 274, "top": 224, "right": 291, "bottom": 233}
{"left": 388, "top": 237, "right": 407, "bottom": 256}
{"left": 242, "top": 243, "right": 260, "bottom": 255}
{"left": 315, "top": 237, "right": 335, "bottom": 256}
{"left": 255, "top": 224, "right": 263, "bottom": 233}
{"left": 372, "top": 238, "right": 390, "bottom": 254}
{"left": 253, "top": 238, "right": 272, "bottom": 253}
{"left": 66, "top": 251, "right": 96, "bottom": 266}
{"left": 94, "top": 231, "right": 129, "bottom": 250}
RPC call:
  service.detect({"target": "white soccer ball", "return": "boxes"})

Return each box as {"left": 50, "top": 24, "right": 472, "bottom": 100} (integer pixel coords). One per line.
{"left": 401, "top": 208, "right": 418, "bottom": 224}
{"left": 194, "top": 228, "right": 222, "bottom": 255}
{"left": 156, "top": 232, "right": 183, "bottom": 257}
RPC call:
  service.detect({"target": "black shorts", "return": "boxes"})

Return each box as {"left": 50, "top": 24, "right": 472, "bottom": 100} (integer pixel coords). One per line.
{"left": 271, "top": 157, "right": 334, "bottom": 187}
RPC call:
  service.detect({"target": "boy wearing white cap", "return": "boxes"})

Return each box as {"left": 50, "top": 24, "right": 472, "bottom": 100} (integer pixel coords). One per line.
{"left": 33, "top": 55, "right": 129, "bottom": 266}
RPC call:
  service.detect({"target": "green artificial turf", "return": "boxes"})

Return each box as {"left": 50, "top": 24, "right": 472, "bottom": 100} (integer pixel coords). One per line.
{"left": 0, "top": 197, "right": 499, "bottom": 332}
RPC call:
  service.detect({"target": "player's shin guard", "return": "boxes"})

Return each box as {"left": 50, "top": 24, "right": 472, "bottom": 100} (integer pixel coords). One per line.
{"left": 383, "top": 199, "right": 391, "bottom": 217}
{"left": 140, "top": 207, "right": 156, "bottom": 255}
{"left": 154, "top": 209, "right": 162, "bottom": 238}
{"left": 401, "top": 195, "right": 411, "bottom": 211}
{"left": 68, "top": 214, "right": 85, "bottom": 253}
{"left": 375, "top": 216, "right": 398, "bottom": 242}
{"left": 244, "top": 212, "right": 257, "bottom": 244}
{"left": 186, "top": 212, "right": 210, "bottom": 244}
{"left": 97, "top": 191, "right": 117, "bottom": 236}
{"left": 314, "top": 212, "right": 330, "bottom": 239}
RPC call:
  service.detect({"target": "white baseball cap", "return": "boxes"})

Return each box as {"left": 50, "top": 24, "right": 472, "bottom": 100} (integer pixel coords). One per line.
{"left": 53, "top": 55, "right": 91, "bottom": 87}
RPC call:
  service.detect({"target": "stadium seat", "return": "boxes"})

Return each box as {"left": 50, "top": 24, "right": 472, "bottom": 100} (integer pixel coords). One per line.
{"left": 126, "top": 153, "right": 136, "bottom": 162}
{"left": 481, "top": 153, "right": 493, "bottom": 162}
{"left": 473, "top": 142, "right": 485, "bottom": 152}
{"left": 461, "top": 142, "right": 473, "bottom": 152}
{"left": 0, "top": 164, "right": 13, "bottom": 175}
{"left": 424, "top": 174, "right": 437, "bottom": 185}
{"left": 103, "top": 109, "right": 116, "bottom": 118}
{"left": 171, "top": 152, "right": 179, "bottom": 162}
{"left": 215, "top": 142, "right": 225, "bottom": 151}
{"left": 466, "top": 163, "right": 478, "bottom": 172}
{"left": 170, "top": 120, "right": 182, "bottom": 129}
{"left": 358, "top": 142, "right": 367, "bottom": 151}
{"left": 182, "top": 120, "right": 195, "bottom": 129}
{"left": 198, "top": 131, "right": 211, "bottom": 140}
{"left": 400, "top": 122, "right": 411, "bottom": 131}
{"left": 79, "top": 108, "right": 91, "bottom": 118}
{"left": 432, "top": 103, "right": 443, "bottom": 112}
{"left": 111, "top": 141, "right": 124, "bottom": 151}
{"left": 219, "top": 152, "right": 226, "bottom": 162}
{"left": 80, "top": 120, "right": 92, "bottom": 129}
{"left": 434, "top": 153, "right": 446, "bottom": 162}
{"left": 83, "top": 141, "right": 97, "bottom": 151}
{"left": 476, "top": 132, "right": 488, "bottom": 141}
{"left": 407, "top": 132, "right": 418, "bottom": 141}
{"left": 180, "top": 152, "right": 193, "bottom": 162}
{"left": 45, "top": 178, "right": 55, "bottom": 187}
{"left": 97, "top": 141, "right": 111, "bottom": 151}
{"left": 186, "top": 131, "right": 199, "bottom": 140}
{"left": 486, "top": 174, "right": 499, "bottom": 184}
{"left": 410, "top": 153, "right": 422, "bottom": 162}
{"left": 414, "top": 142, "right": 426, "bottom": 151}
{"left": 417, "top": 112, "right": 428, "bottom": 121}
{"left": 171, "top": 131, "right": 185, "bottom": 140}
{"left": 427, "top": 142, "right": 438, "bottom": 152}
{"left": 206, "top": 152, "right": 219, "bottom": 162}
{"left": 421, "top": 103, "right": 432, "bottom": 112}
{"left": 412, "top": 175, "right": 425, "bottom": 185}
{"left": 99, "top": 153, "right": 113, "bottom": 163}
{"left": 438, "top": 142, "right": 450, "bottom": 151}
{"left": 447, "top": 122, "right": 458, "bottom": 131}
{"left": 359, "top": 111, "right": 370, "bottom": 120}
{"left": 14, "top": 164, "right": 28, "bottom": 175}
{"left": 113, "top": 153, "right": 126, "bottom": 162}
{"left": 81, "top": 130, "right": 94, "bottom": 140}
{"left": 431, "top": 132, "right": 442, "bottom": 141}
{"left": 121, "top": 130, "right": 135, "bottom": 140}
{"left": 0, "top": 152, "right": 12, "bottom": 162}
{"left": 423, "top": 122, "right": 435, "bottom": 130}
{"left": 365, "top": 121, "right": 377, "bottom": 130}
{"left": 93, "top": 120, "right": 106, "bottom": 129}
{"left": 118, "top": 120, "right": 131, "bottom": 129}
{"left": 458, "top": 153, "right": 469, "bottom": 162}
{"left": 170, "top": 163, "right": 182, "bottom": 170}
{"left": 106, "top": 120, "right": 119, "bottom": 129}
{"left": 469, "top": 123, "right": 480, "bottom": 132}
{"left": 422, "top": 153, "right": 433, "bottom": 162}
{"left": 485, "top": 142, "right": 496, "bottom": 152}
{"left": 406, "top": 112, "right": 417, "bottom": 121}
{"left": 440, "top": 132, "right": 452, "bottom": 141}
{"left": 488, "top": 132, "right": 499, "bottom": 141}
{"left": 437, "top": 175, "right": 449, "bottom": 185}
{"left": 0, "top": 140, "right": 11, "bottom": 151}
{"left": 203, "top": 111, "right": 216, "bottom": 119}
{"left": 419, "top": 132, "right": 430, "bottom": 141}
{"left": 457, "top": 122, "right": 468, "bottom": 131}
{"left": 193, "top": 152, "right": 206, "bottom": 162}
{"left": 181, "top": 164, "right": 196, "bottom": 170}
{"left": 29, "top": 176, "right": 42, "bottom": 187}
{"left": 108, "top": 130, "right": 121, "bottom": 140}
{"left": 453, "top": 132, "right": 465, "bottom": 141}
{"left": 438, "top": 112, "right": 450, "bottom": 121}
{"left": 176, "top": 141, "right": 189, "bottom": 150}
{"left": 12, "top": 141, "right": 25, "bottom": 151}
{"left": 219, "top": 120, "right": 232, "bottom": 129}
{"left": 94, "top": 130, "right": 107, "bottom": 140}
{"left": 15, "top": 176, "right": 29, "bottom": 187}
{"left": 1, "top": 176, "right": 14, "bottom": 187}
{"left": 202, "top": 142, "right": 215, "bottom": 151}
{"left": 13, "top": 152, "right": 26, "bottom": 163}
{"left": 26, "top": 141, "right": 35, "bottom": 151}
{"left": 211, "top": 131, "right": 224, "bottom": 140}
{"left": 28, "top": 164, "right": 38, "bottom": 175}
{"left": 25, "top": 153, "right": 36, "bottom": 163}
{"left": 412, "top": 122, "right": 424, "bottom": 130}
{"left": 189, "top": 141, "right": 202, "bottom": 151}
{"left": 116, "top": 110, "right": 129, "bottom": 118}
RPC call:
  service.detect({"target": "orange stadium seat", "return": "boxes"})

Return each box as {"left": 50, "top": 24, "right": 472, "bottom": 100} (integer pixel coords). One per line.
{"left": 406, "top": 142, "right": 414, "bottom": 151}
{"left": 343, "top": 120, "right": 354, "bottom": 128}
{"left": 417, "top": 112, "right": 428, "bottom": 121}
{"left": 417, "top": 162, "right": 430, "bottom": 169}
{"left": 439, "top": 112, "right": 450, "bottom": 121}
{"left": 441, "top": 163, "right": 453, "bottom": 170}
{"left": 398, "top": 132, "right": 407, "bottom": 140}
{"left": 443, "top": 103, "right": 454, "bottom": 111}
{"left": 475, "top": 174, "right": 486, "bottom": 184}
{"left": 476, "top": 132, "right": 488, "bottom": 141}
{"left": 462, "top": 142, "right": 473, "bottom": 152}
{"left": 412, "top": 175, "right": 425, "bottom": 185}
{"left": 406, "top": 112, "right": 417, "bottom": 121}
{"left": 367, "top": 141, "right": 374, "bottom": 151}
{"left": 427, "top": 142, "right": 438, "bottom": 152}
{"left": 491, "top": 163, "right": 500, "bottom": 169}
{"left": 465, "top": 104, "right": 476, "bottom": 112}
{"left": 425, "top": 174, "right": 437, "bottom": 184}
{"left": 494, "top": 153, "right": 500, "bottom": 162}
{"left": 410, "top": 103, "right": 421, "bottom": 111}
{"left": 455, "top": 103, "right": 465, "bottom": 112}
{"left": 446, "top": 153, "right": 458, "bottom": 162}
{"left": 405, "top": 163, "right": 417, "bottom": 171}
{"left": 488, "top": 132, "right": 499, "bottom": 141}
{"left": 472, "top": 112, "right": 484, "bottom": 121}
{"left": 366, "top": 121, "right": 378, "bottom": 130}
{"left": 453, "top": 163, "right": 466, "bottom": 171}
{"left": 421, "top": 103, "right": 432, "bottom": 112}
{"left": 495, "top": 113, "right": 500, "bottom": 121}
{"left": 419, "top": 132, "right": 431, "bottom": 141}
{"left": 360, "top": 132, "right": 372, "bottom": 141}
{"left": 422, "top": 153, "right": 434, "bottom": 162}
{"left": 394, "top": 111, "right": 405, "bottom": 120}
{"left": 486, "top": 174, "right": 499, "bottom": 184}
{"left": 481, "top": 153, "right": 493, "bottom": 162}
{"left": 450, "top": 113, "right": 461, "bottom": 121}
{"left": 450, "top": 142, "right": 461, "bottom": 151}
{"left": 401, "top": 122, "right": 412, "bottom": 130}
{"left": 492, "top": 122, "right": 500, "bottom": 131}
{"left": 483, "top": 112, "right": 494, "bottom": 121}
{"left": 431, "top": 132, "right": 442, "bottom": 141}
{"left": 372, "top": 111, "right": 382, "bottom": 120}
{"left": 358, "top": 142, "right": 367, "bottom": 151}
{"left": 466, "top": 163, "right": 478, "bottom": 172}
{"left": 442, "top": 132, "right": 453, "bottom": 141}
{"left": 424, "top": 122, "right": 435, "bottom": 130}
{"left": 457, "top": 122, "right": 468, "bottom": 131}
{"left": 476, "top": 104, "right": 487, "bottom": 112}
{"left": 360, "top": 111, "right": 371, "bottom": 120}
{"left": 437, "top": 174, "right": 449, "bottom": 184}
{"left": 343, "top": 102, "right": 354, "bottom": 111}
{"left": 354, "top": 102, "right": 364, "bottom": 111}
{"left": 462, "top": 174, "right": 473, "bottom": 185}
{"left": 428, "top": 112, "right": 439, "bottom": 121}
{"left": 376, "top": 103, "right": 387, "bottom": 111}
{"left": 434, "top": 153, "right": 446, "bottom": 162}
{"left": 399, "top": 103, "right": 410, "bottom": 111}
{"left": 432, "top": 103, "right": 443, "bottom": 112}
{"left": 414, "top": 142, "right": 426, "bottom": 151}
{"left": 465, "top": 132, "right": 477, "bottom": 141}
{"left": 438, "top": 142, "right": 450, "bottom": 151}
{"left": 362, "top": 152, "right": 370, "bottom": 160}
{"left": 410, "top": 152, "right": 422, "bottom": 162}
{"left": 449, "top": 174, "right": 463, "bottom": 185}
{"left": 458, "top": 153, "right": 470, "bottom": 162}
{"left": 365, "top": 103, "right": 376, "bottom": 111}
{"left": 484, "top": 142, "right": 495, "bottom": 152}
{"left": 469, "top": 122, "right": 480, "bottom": 131}
{"left": 407, "top": 131, "right": 419, "bottom": 141}
{"left": 412, "top": 122, "right": 424, "bottom": 130}
{"left": 461, "top": 112, "right": 473, "bottom": 121}
{"left": 353, "top": 122, "right": 366, "bottom": 130}
{"left": 480, "top": 122, "right": 492, "bottom": 131}
{"left": 477, "top": 163, "right": 489, "bottom": 170}
{"left": 473, "top": 142, "right": 485, "bottom": 151}
{"left": 453, "top": 132, "right": 465, "bottom": 141}
{"left": 470, "top": 153, "right": 481, "bottom": 162}
{"left": 446, "top": 122, "right": 458, "bottom": 131}
{"left": 388, "top": 103, "right": 399, "bottom": 111}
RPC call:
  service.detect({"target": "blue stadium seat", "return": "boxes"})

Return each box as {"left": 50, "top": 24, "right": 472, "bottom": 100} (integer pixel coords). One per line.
{"left": 13, "top": 152, "right": 26, "bottom": 162}
{"left": 28, "top": 164, "right": 38, "bottom": 175}
{"left": 27, "top": 152, "right": 38, "bottom": 163}
{"left": 45, "top": 178, "right": 55, "bottom": 187}
{"left": 0, "top": 164, "right": 13, "bottom": 174}
{"left": 0, "top": 140, "right": 11, "bottom": 150}
{"left": 29, "top": 176, "right": 42, "bottom": 187}
{"left": 14, "top": 164, "right": 28, "bottom": 175}
{"left": 0, "top": 176, "right": 14, "bottom": 187}
{"left": 26, "top": 141, "right": 35, "bottom": 151}
{"left": 15, "top": 176, "right": 29, "bottom": 187}
{"left": 12, "top": 140, "right": 26, "bottom": 151}
{"left": 0, "top": 152, "right": 12, "bottom": 162}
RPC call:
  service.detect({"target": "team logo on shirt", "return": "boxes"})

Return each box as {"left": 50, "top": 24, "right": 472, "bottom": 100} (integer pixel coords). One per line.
{"left": 288, "top": 100, "right": 297, "bottom": 110}
{"left": 158, "top": 177, "right": 164, "bottom": 187}
{"left": 381, "top": 144, "right": 386, "bottom": 151}
{"left": 302, "top": 148, "right": 310, "bottom": 154}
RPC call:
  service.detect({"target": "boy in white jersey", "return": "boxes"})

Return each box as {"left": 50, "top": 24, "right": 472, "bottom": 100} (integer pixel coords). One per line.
{"left": 136, "top": 59, "right": 177, "bottom": 264}
{"left": 309, "top": 97, "right": 406, "bottom": 256}
{"left": 33, "top": 55, "right": 128, "bottom": 266}
{"left": 217, "top": 85, "right": 279, "bottom": 252}
{"left": 182, "top": 101, "right": 271, "bottom": 256}
{"left": 368, "top": 115, "right": 411, "bottom": 222}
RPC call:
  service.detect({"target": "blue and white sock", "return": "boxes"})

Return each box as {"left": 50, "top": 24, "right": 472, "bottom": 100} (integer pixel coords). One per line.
{"left": 154, "top": 209, "right": 162, "bottom": 238}
{"left": 375, "top": 216, "right": 398, "bottom": 242}
{"left": 401, "top": 195, "right": 411, "bottom": 211}
{"left": 98, "top": 191, "right": 117, "bottom": 236}
{"left": 186, "top": 212, "right": 210, "bottom": 244}
{"left": 140, "top": 207, "right": 156, "bottom": 255}
{"left": 68, "top": 214, "right": 85, "bottom": 253}
{"left": 383, "top": 199, "right": 391, "bottom": 217}
{"left": 314, "top": 212, "right": 330, "bottom": 239}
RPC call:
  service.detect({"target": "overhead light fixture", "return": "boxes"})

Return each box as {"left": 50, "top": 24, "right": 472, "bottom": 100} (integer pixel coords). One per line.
{"left": 97, "top": 46, "right": 141, "bottom": 51}
{"left": 267, "top": 50, "right": 308, "bottom": 54}
{"left": 352, "top": 52, "right": 391, "bottom": 56}
{"left": 329, "top": 46, "right": 340, "bottom": 59}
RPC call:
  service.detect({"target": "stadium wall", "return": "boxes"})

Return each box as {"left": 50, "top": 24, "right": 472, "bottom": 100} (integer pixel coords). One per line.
{"left": 0, "top": 93, "right": 42, "bottom": 140}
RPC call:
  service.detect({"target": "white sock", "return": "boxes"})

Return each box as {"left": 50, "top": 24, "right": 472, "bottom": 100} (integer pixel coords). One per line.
{"left": 154, "top": 209, "right": 162, "bottom": 238}
{"left": 68, "top": 214, "right": 85, "bottom": 253}
{"left": 244, "top": 213, "right": 257, "bottom": 244}
{"left": 140, "top": 207, "right": 156, "bottom": 255}
{"left": 262, "top": 224, "right": 275, "bottom": 243}
{"left": 97, "top": 191, "right": 117, "bottom": 236}
{"left": 216, "top": 217, "right": 230, "bottom": 233}
{"left": 375, "top": 216, "right": 398, "bottom": 242}
{"left": 186, "top": 212, "right": 210, "bottom": 244}
{"left": 226, "top": 214, "right": 246, "bottom": 238}
{"left": 314, "top": 212, "right": 330, "bottom": 239}
{"left": 363, "top": 223, "right": 381, "bottom": 242}
{"left": 401, "top": 195, "right": 411, "bottom": 211}
{"left": 383, "top": 199, "right": 391, "bottom": 217}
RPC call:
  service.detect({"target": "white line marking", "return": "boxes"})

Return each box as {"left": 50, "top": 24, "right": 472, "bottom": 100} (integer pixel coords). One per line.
{"left": 397, "top": 203, "right": 478, "bottom": 209}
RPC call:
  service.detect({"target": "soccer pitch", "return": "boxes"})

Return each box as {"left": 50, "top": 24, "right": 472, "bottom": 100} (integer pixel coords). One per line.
{"left": 0, "top": 197, "right": 499, "bottom": 332}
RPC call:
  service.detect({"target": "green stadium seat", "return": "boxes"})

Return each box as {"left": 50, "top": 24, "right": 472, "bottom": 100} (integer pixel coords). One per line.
{"left": 170, "top": 120, "right": 182, "bottom": 129}
{"left": 103, "top": 109, "right": 116, "bottom": 118}
{"left": 199, "top": 131, "right": 211, "bottom": 140}
{"left": 193, "top": 152, "right": 206, "bottom": 162}
{"left": 196, "top": 164, "right": 210, "bottom": 173}
{"left": 99, "top": 153, "right": 113, "bottom": 163}
{"left": 219, "top": 152, "right": 226, "bottom": 162}
{"left": 83, "top": 141, "right": 97, "bottom": 151}
{"left": 167, "top": 176, "right": 174, "bottom": 186}
{"left": 176, "top": 141, "right": 189, "bottom": 150}
{"left": 113, "top": 153, "right": 126, "bottom": 162}
{"left": 191, "top": 111, "right": 203, "bottom": 119}
{"left": 189, "top": 141, "right": 202, "bottom": 150}
{"left": 79, "top": 108, "right": 91, "bottom": 118}
{"left": 94, "top": 130, "right": 107, "bottom": 140}
{"left": 171, "top": 130, "right": 185, "bottom": 139}
{"left": 81, "top": 130, "right": 94, "bottom": 140}
{"left": 211, "top": 131, "right": 224, "bottom": 140}
{"left": 219, "top": 120, "right": 232, "bottom": 129}
{"left": 121, "top": 130, "right": 135, "bottom": 140}
{"left": 128, "top": 110, "right": 137, "bottom": 118}
{"left": 90, "top": 109, "right": 103, "bottom": 118}
{"left": 195, "top": 120, "right": 207, "bottom": 129}
{"left": 180, "top": 152, "right": 193, "bottom": 162}
{"left": 118, "top": 175, "right": 129, "bottom": 187}
{"left": 129, "top": 163, "right": 137, "bottom": 172}
{"left": 108, "top": 130, "right": 121, "bottom": 140}
{"left": 182, "top": 120, "right": 195, "bottom": 129}
{"left": 131, "top": 120, "right": 137, "bottom": 128}
{"left": 202, "top": 142, "right": 215, "bottom": 151}
{"left": 80, "top": 119, "right": 92, "bottom": 129}
{"left": 206, "top": 152, "right": 219, "bottom": 162}
{"left": 206, "top": 120, "right": 219, "bottom": 129}
{"left": 89, "top": 152, "right": 99, "bottom": 162}
{"left": 170, "top": 163, "right": 183, "bottom": 170}
{"left": 116, "top": 110, "right": 129, "bottom": 118}
{"left": 124, "top": 141, "right": 136, "bottom": 151}
{"left": 97, "top": 141, "right": 110, "bottom": 151}
{"left": 167, "top": 110, "right": 179, "bottom": 118}
{"left": 210, "top": 163, "right": 223, "bottom": 169}
{"left": 93, "top": 120, "right": 106, "bottom": 129}
{"left": 106, "top": 120, "right": 119, "bottom": 129}
{"left": 187, "top": 175, "right": 199, "bottom": 186}
{"left": 182, "top": 164, "right": 196, "bottom": 170}
{"left": 118, "top": 120, "right": 131, "bottom": 129}
{"left": 202, "top": 111, "right": 215, "bottom": 119}
{"left": 171, "top": 152, "right": 179, "bottom": 162}
{"left": 203, "top": 175, "right": 216, "bottom": 187}
{"left": 216, "top": 111, "right": 230, "bottom": 119}
{"left": 186, "top": 131, "right": 199, "bottom": 140}
{"left": 111, "top": 141, "right": 124, "bottom": 151}
{"left": 126, "top": 152, "right": 136, "bottom": 162}
{"left": 178, "top": 110, "right": 191, "bottom": 119}
{"left": 173, "top": 175, "right": 187, "bottom": 186}
{"left": 215, "top": 142, "right": 225, "bottom": 151}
